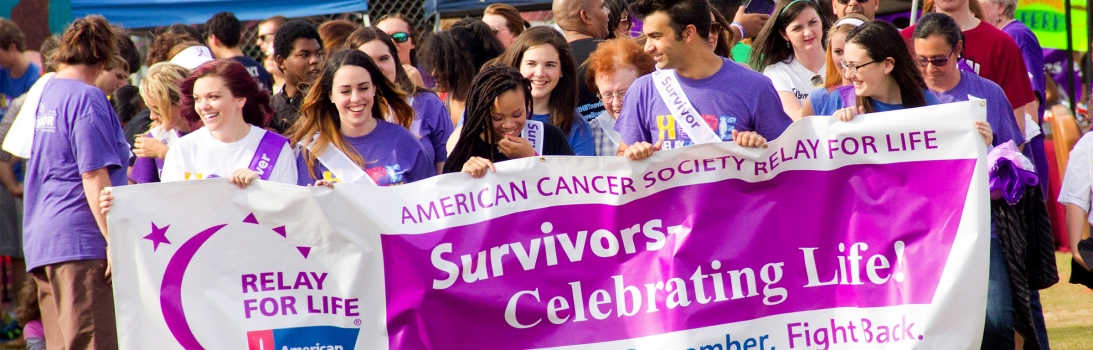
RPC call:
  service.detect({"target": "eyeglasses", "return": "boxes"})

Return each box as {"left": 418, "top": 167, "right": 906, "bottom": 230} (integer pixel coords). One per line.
{"left": 835, "top": 0, "right": 871, "bottom": 5}
{"left": 916, "top": 49, "right": 956, "bottom": 67}
{"left": 390, "top": 32, "right": 410, "bottom": 43}
{"left": 597, "top": 91, "right": 626, "bottom": 103}
{"left": 840, "top": 60, "right": 876, "bottom": 74}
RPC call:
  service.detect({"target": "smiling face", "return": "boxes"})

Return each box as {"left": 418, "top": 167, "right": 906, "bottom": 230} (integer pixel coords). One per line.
{"left": 377, "top": 18, "right": 414, "bottom": 65}
{"left": 482, "top": 14, "right": 516, "bottom": 48}
{"left": 192, "top": 76, "right": 246, "bottom": 132}
{"left": 781, "top": 8, "right": 824, "bottom": 55}
{"left": 842, "top": 42, "right": 892, "bottom": 98}
{"left": 330, "top": 65, "right": 375, "bottom": 128}
{"left": 519, "top": 44, "right": 562, "bottom": 102}
{"left": 490, "top": 88, "right": 527, "bottom": 141}
{"left": 642, "top": 12, "right": 686, "bottom": 70}
{"left": 913, "top": 35, "right": 960, "bottom": 90}
{"left": 358, "top": 40, "right": 399, "bottom": 84}
{"left": 595, "top": 67, "right": 639, "bottom": 119}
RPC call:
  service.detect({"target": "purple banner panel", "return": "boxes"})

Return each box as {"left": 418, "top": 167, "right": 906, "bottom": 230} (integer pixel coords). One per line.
{"left": 381, "top": 159, "right": 976, "bottom": 350}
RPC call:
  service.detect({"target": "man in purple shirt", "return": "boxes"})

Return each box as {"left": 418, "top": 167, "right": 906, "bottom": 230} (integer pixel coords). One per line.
{"left": 615, "top": 0, "right": 791, "bottom": 160}
{"left": 23, "top": 16, "right": 129, "bottom": 349}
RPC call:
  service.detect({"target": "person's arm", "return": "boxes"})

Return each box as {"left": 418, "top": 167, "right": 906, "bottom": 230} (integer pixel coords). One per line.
{"left": 0, "top": 160, "right": 21, "bottom": 198}
{"left": 1065, "top": 203, "right": 1089, "bottom": 270}
{"left": 82, "top": 168, "right": 112, "bottom": 239}
{"left": 778, "top": 91, "right": 803, "bottom": 121}
{"left": 800, "top": 97, "right": 816, "bottom": 118}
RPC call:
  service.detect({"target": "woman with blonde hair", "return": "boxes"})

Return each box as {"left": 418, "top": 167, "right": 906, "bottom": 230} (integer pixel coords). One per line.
{"left": 130, "top": 62, "right": 191, "bottom": 183}
{"left": 801, "top": 14, "right": 866, "bottom": 116}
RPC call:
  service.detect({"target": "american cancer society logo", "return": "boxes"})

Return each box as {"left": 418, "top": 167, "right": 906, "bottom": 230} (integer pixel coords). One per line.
{"left": 247, "top": 326, "right": 359, "bottom": 350}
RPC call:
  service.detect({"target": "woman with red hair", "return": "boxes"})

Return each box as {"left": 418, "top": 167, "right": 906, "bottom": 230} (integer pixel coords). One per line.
{"left": 584, "top": 38, "right": 655, "bottom": 156}
{"left": 164, "top": 59, "right": 297, "bottom": 186}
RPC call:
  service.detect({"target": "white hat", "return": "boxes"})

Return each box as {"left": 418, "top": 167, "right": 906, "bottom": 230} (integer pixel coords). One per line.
{"left": 169, "top": 46, "right": 214, "bottom": 70}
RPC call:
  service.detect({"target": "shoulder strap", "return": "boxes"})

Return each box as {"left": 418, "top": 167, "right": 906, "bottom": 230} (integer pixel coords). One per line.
{"left": 249, "top": 130, "right": 289, "bottom": 181}
{"left": 520, "top": 120, "right": 545, "bottom": 156}
{"left": 299, "top": 134, "right": 377, "bottom": 185}
{"left": 651, "top": 69, "right": 721, "bottom": 144}
{"left": 2, "top": 73, "right": 55, "bottom": 158}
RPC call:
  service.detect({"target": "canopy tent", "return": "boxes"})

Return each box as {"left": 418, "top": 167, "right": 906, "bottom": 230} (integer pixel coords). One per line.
{"left": 425, "top": 0, "right": 551, "bottom": 18}
{"left": 70, "top": 0, "right": 369, "bottom": 29}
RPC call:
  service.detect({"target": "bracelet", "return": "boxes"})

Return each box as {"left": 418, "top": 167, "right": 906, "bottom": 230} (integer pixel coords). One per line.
{"left": 730, "top": 22, "right": 745, "bottom": 38}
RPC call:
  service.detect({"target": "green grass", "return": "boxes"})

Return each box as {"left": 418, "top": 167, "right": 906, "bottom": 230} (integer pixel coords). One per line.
{"left": 1042, "top": 253, "right": 1093, "bottom": 350}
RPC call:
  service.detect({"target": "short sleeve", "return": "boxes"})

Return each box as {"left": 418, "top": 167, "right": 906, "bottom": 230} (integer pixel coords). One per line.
{"left": 268, "top": 142, "right": 299, "bottom": 185}
{"left": 986, "top": 85, "right": 1025, "bottom": 147}
{"left": 568, "top": 116, "right": 596, "bottom": 156}
{"left": 130, "top": 157, "right": 161, "bottom": 183}
{"left": 745, "top": 81, "right": 793, "bottom": 141}
{"left": 1059, "top": 135, "right": 1093, "bottom": 212}
{"left": 72, "top": 95, "right": 124, "bottom": 174}
{"left": 160, "top": 144, "right": 185, "bottom": 182}
{"left": 763, "top": 64, "right": 793, "bottom": 93}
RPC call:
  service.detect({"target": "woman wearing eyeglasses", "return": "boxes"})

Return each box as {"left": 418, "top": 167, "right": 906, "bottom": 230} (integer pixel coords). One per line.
{"left": 800, "top": 14, "right": 866, "bottom": 117}
{"left": 750, "top": 0, "right": 829, "bottom": 121}
{"left": 585, "top": 38, "right": 657, "bottom": 156}
{"left": 913, "top": 12, "right": 1038, "bottom": 350}
{"left": 830, "top": 21, "right": 947, "bottom": 120}
{"left": 376, "top": 14, "right": 429, "bottom": 88}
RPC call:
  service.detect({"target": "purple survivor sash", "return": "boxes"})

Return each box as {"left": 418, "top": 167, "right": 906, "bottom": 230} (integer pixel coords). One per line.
{"left": 248, "top": 131, "right": 289, "bottom": 181}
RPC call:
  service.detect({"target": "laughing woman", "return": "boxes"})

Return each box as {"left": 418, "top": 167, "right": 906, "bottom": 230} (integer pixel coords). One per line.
{"left": 492, "top": 26, "right": 595, "bottom": 156}
{"left": 829, "top": 21, "right": 941, "bottom": 118}
{"left": 751, "top": 0, "right": 830, "bottom": 120}
{"left": 444, "top": 65, "right": 574, "bottom": 177}
{"left": 291, "top": 49, "right": 433, "bottom": 186}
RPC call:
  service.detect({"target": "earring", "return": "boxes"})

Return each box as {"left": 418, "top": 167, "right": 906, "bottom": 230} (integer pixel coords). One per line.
{"left": 786, "top": 42, "right": 791, "bottom": 48}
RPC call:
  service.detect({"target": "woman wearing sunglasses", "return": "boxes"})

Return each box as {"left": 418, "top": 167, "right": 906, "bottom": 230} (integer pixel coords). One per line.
{"left": 750, "top": 0, "right": 829, "bottom": 121}
{"left": 830, "top": 21, "right": 945, "bottom": 120}
{"left": 376, "top": 14, "right": 429, "bottom": 89}
{"left": 913, "top": 12, "right": 1036, "bottom": 350}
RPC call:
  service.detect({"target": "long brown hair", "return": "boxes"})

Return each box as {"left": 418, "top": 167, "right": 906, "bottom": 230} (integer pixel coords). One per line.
{"left": 290, "top": 50, "right": 415, "bottom": 182}
{"left": 749, "top": 0, "right": 830, "bottom": 72}
{"left": 491, "top": 26, "right": 579, "bottom": 134}
{"left": 845, "top": 21, "right": 927, "bottom": 113}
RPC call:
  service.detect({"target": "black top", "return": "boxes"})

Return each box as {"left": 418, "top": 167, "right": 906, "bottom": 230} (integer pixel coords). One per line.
{"left": 123, "top": 109, "right": 153, "bottom": 166}
{"left": 569, "top": 38, "right": 606, "bottom": 121}
{"left": 270, "top": 88, "right": 303, "bottom": 134}
{"left": 231, "top": 56, "right": 275, "bottom": 93}
{"left": 444, "top": 123, "right": 574, "bottom": 174}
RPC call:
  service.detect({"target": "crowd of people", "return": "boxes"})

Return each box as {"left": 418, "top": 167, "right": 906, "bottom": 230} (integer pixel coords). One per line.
{"left": 0, "top": 0, "right": 1079, "bottom": 348}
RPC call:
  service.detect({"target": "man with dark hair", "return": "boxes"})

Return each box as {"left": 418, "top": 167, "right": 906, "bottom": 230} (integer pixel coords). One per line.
{"left": 553, "top": 0, "right": 610, "bottom": 120}
{"left": 205, "top": 12, "right": 273, "bottom": 92}
{"left": 615, "top": 0, "right": 791, "bottom": 160}
{"left": 0, "top": 18, "right": 39, "bottom": 115}
{"left": 114, "top": 29, "right": 142, "bottom": 75}
{"left": 270, "top": 20, "right": 323, "bottom": 134}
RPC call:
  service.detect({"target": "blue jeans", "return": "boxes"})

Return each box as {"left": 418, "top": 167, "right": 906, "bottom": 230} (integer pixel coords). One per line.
{"left": 1030, "top": 290, "right": 1050, "bottom": 349}
{"left": 983, "top": 238, "right": 1016, "bottom": 349}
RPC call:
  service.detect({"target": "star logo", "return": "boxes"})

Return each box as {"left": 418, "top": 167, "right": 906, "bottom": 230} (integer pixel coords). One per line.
{"left": 144, "top": 222, "right": 172, "bottom": 252}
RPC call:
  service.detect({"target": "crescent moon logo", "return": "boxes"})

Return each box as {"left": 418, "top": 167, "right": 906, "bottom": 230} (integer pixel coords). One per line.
{"left": 159, "top": 224, "right": 226, "bottom": 349}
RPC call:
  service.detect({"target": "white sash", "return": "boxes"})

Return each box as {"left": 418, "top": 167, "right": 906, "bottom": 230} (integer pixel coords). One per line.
{"left": 520, "top": 120, "right": 545, "bottom": 156}
{"left": 2, "top": 73, "right": 55, "bottom": 158}
{"left": 300, "top": 135, "right": 377, "bottom": 186}
{"left": 651, "top": 69, "right": 721, "bottom": 144}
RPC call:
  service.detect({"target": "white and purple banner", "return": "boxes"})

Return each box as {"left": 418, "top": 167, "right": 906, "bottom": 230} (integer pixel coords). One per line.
{"left": 108, "top": 101, "right": 990, "bottom": 350}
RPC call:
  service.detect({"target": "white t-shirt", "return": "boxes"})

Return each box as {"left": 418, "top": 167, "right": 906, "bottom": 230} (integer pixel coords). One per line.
{"left": 1059, "top": 132, "right": 1093, "bottom": 225}
{"left": 161, "top": 125, "right": 297, "bottom": 184}
{"left": 762, "top": 58, "right": 824, "bottom": 106}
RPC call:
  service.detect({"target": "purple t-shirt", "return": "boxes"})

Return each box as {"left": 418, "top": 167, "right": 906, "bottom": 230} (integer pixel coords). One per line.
{"left": 23, "top": 78, "right": 129, "bottom": 270}
{"left": 296, "top": 119, "right": 433, "bottom": 186}
{"left": 614, "top": 58, "right": 792, "bottom": 149}
{"left": 930, "top": 70, "right": 1026, "bottom": 148}
{"left": 410, "top": 91, "right": 454, "bottom": 166}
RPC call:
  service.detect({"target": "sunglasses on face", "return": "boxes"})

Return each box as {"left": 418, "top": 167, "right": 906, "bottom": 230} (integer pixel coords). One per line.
{"left": 916, "top": 49, "right": 956, "bottom": 68}
{"left": 835, "top": 0, "right": 870, "bottom": 5}
{"left": 390, "top": 32, "right": 410, "bottom": 43}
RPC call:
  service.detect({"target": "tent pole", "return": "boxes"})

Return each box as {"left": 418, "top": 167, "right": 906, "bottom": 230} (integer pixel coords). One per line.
{"left": 1066, "top": 0, "right": 1076, "bottom": 112}
{"left": 910, "top": 0, "right": 920, "bottom": 24}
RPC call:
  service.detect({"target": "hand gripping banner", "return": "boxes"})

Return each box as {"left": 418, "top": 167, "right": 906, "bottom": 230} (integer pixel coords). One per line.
{"left": 108, "top": 101, "right": 991, "bottom": 350}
